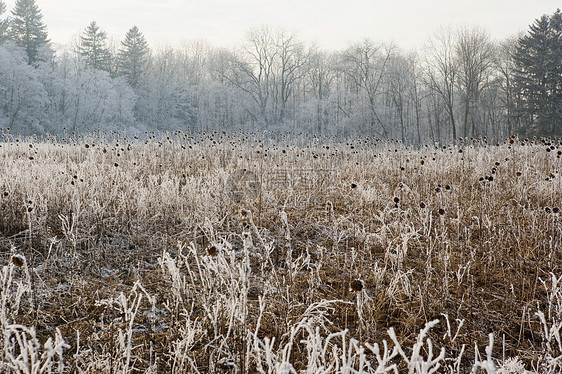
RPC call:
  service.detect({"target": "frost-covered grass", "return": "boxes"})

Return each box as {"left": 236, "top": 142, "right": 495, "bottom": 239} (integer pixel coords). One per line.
{"left": 0, "top": 132, "right": 561, "bottom": 373}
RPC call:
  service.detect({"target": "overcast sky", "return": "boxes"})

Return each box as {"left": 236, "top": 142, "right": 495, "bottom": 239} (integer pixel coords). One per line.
{"left": 3, "top": 0, "right": 560, "bottom": 51}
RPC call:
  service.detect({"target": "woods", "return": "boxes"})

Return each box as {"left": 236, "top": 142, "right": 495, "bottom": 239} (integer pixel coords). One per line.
{"left": 0, "top": 0, "right": 561, "bottom": 142}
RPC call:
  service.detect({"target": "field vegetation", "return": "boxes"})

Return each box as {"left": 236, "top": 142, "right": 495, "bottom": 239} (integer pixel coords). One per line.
{"left": 0, "top": 131, "right": 561, "bottom": 373}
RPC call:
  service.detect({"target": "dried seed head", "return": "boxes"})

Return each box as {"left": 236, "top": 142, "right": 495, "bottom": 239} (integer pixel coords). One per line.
{"left": 11, "top": 255, "right": 24, "bottom": 267}
{"left": 207, "top": 246, "right": 218, "bottom": 256}
{"left": 349, "top": 279, "right": 364, "bottom": 292}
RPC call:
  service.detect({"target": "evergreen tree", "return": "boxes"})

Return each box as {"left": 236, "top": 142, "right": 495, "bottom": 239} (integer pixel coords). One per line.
{"left": 78, "top": 21, "right": 112, "bottom": 71}
{"left": 513, "top": 9, "right": 562, "bottom": 136}
{"left": 9, "top": 0, "right": 49, "bottom": 64}
{"left": 118, "top": 25, "right": 149, "bottom": 87}
{"left": 0, "top": 1, "right": 9, "bottom": 44}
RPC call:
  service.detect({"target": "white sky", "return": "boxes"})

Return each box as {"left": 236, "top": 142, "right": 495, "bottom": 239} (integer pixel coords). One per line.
{"left": 3, "top": 0, "right": 560, "bottom": 51}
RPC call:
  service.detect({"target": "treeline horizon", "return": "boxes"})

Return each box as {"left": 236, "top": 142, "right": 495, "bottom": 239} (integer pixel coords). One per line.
{"left": 0, "top": 0, "right": 561, "bottom": 144}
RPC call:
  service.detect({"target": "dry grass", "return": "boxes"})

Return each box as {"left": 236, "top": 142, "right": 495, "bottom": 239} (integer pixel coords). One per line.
{"left": 0, "top": 132, "right": 561, "bottom": 373}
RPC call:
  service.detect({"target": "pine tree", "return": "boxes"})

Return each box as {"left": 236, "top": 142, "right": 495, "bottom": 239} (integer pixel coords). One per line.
{"left": 9, "top": 0, "right": 50, "bottom": 64}
{"left": 0, "top": 1, "right": 9, "bottom": 44}
{"left": 513, "top": 9, "right": 562, "bottom": 136}
{"left": 78, "top": 21, "right": 112, "bottom": 71}
{"left": 549, "top": 9, "right": 562, "bottom": 133}
{"left": 118, "top": 25, "right": 149, "bottom": 87}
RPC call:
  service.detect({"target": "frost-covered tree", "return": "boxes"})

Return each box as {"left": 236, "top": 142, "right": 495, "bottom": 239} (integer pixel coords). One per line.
{"left": 135, "top": 47, "right": 198, "bottom": 130}
{"left": 48, "top": 56, "right": 136, "bottom": 132}
{"left": 0, "top": 44, "right": 47, "bottom": 134}
{"left": 513, "top": 9, "right": 562, "bottom": 136}
{"left": 0, "top": 0, "right": 9, "bottom": 44}
{"left": 78, "top": 21, "right": 112, "bottom": 72}
{"left": 339, "top": 39, "right": 395, "bottom": 137}
{"left": 9, "top": 0, "right": 50, "bottom": 64}
{"left": 299, "top": 50, "right": 337, "bottom": 134}
{"left": 118, "top": 25, "right": 149, "bottom": 87}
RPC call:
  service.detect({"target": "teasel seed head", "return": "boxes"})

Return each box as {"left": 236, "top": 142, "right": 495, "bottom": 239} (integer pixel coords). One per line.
{"left": 207, "top": 245, "right": 218, "bottom": 256}
{"left": 349, "top": 279, "right": 364, "bottom": 292}
{"left": 11, "top": 255, "right": 24, "bottom": 267}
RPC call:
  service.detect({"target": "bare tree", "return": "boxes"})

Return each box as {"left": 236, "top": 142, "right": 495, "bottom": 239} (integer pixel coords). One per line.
{"left": 274, "top": 30, "right": 310, "bottom": 123}
{"left": 222, "top": 26, "right": 310, "bottom": 128}
{"left": 495, "top": 35, "right": 523, "bottom": 136}
{"left": 305, "top": 50, "right": 336, "bottom": 133}
{"left": 339, "top": 39, "right": 395, "bottom": 136}
{"left": 405, "top": 52, "right": 426, "bottom": 145}
{"left": 455, "top": 26, "right": 496, "bottom": 138}
{"left": 387, "top": 53, "right": 417, "bottom": 143}
{"left": 424, "top": 27, "right": 458, "bottom": 142}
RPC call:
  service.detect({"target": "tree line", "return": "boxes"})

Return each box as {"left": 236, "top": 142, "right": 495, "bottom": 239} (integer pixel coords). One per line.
{"left": 0, "top": 0, "right": 561, "bottom": 143}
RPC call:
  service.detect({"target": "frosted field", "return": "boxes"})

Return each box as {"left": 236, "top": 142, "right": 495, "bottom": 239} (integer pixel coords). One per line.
{"left": 0, "top": 132, "right": 561, "bottom": 373}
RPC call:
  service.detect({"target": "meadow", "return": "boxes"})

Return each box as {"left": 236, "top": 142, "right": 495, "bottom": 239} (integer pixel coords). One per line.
{"left": 0, "top": 131, "right": 561, "bottom": 373}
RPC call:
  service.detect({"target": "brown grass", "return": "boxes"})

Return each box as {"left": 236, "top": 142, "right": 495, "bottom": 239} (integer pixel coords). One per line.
{"left": 0, "top": 133, "right": 561, "bottom": 372}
